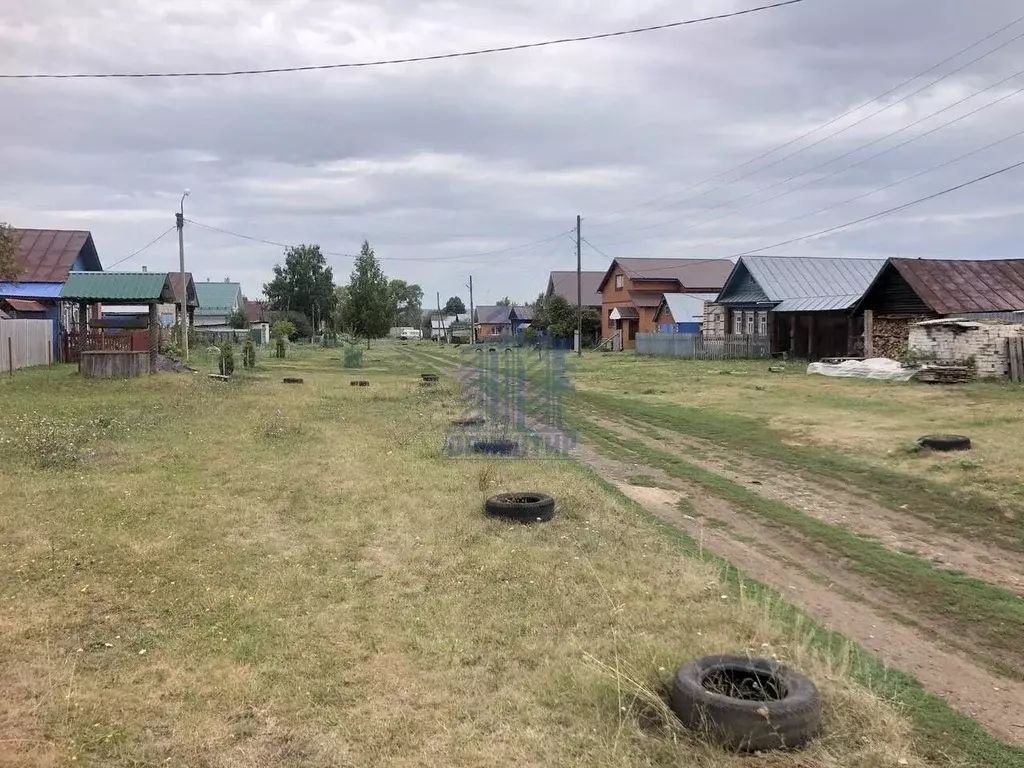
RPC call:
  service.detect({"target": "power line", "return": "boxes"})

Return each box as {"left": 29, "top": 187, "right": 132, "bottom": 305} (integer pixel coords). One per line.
{"left": 186, "top": 218, "right": 575, "bottom": 262}
{"left": 641, "top": 123, "right": 1024, "bottom": 259}
{"left": 737, "top": 158, "right": 1024, "bottom": 255}
{"left": 586, "top": 10, "right": 1024, "bottom": 227}
{"left": 601, "top": 158, "right": 1024, "bottom": 277}
{"left": 0, "top": 1, "right": 805, "bottom": 80}
{"left": 104, "top": 226, "right": 177, "bottom": 269}
{"left": 595, "top": 66, "right": 1024, "bottom": 247}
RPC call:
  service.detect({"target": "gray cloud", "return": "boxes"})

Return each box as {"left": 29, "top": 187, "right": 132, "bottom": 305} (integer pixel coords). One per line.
{"left": 2, "top": 0, "right": 1023, "bottom": 303}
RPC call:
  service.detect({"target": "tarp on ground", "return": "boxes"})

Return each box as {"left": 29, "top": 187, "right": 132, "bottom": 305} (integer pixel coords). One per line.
{"left": 807, "top": 358, "right": 916, "bottom": 381}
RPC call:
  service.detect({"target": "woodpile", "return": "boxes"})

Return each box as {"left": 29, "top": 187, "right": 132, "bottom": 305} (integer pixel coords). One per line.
{"left": 914, "top": 365, "right": 975, "bottom": 385}
{"left": 870, "top": 315, "right": 931, "bottom": 359}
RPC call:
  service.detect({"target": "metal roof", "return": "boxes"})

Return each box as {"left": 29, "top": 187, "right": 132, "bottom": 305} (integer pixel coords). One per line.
{"left": 721, "top": 256, "right": 885, "bottom": 312}
{"left": 0, "top": 282, "right": 65, "bottom": 299}
{"left": 511, "top": 305, "right": 533, "bottom": 321}
{"left": 61, "top": 272, "right": 175, "bottom": 303}
{"left": 657, "top": 293, "right": 717, "bottom": 323}
{"left": 597, "top": 258, "right": 734, "bottom": 293}
{"left": 475, "top": 305, "right": 511, "bottom": 324}
{"left": 2, "top": 298, "right": 49, "bottom": 313}
{"left": 546, "top": 271, "right": 604, "bottom": 307}
{"left": 890, "top": 258, "right": 1024, "bottom": 315}
{"left": 12, "top": 229, "right": 102, "bottom": 282}
{"left": 194, "top": 281, "right": 243, "bottom": 316}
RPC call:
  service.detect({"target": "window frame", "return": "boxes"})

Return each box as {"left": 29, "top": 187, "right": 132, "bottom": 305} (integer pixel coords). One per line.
{"left": 614, "top": 274, "right": 624, "bottom": 290}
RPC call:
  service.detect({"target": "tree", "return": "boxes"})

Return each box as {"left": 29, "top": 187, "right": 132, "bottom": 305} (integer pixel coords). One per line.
{"left": 533, "top": 294, "right": 601, "bottom": 342}
{"left": 332, "top": 285, "right": 349, "bottom": 332}
{"left": 496, "top": 296, "right": 513, "bottom": 307}
{"left": 263, "top": 244, "right": 337, "bottom": 329}
{"left": 0, "top": 222, "right": 20, "bottom": 283}
{"left": 271, "top": 311, "right": 312, "bottom": 340}
{"left": 443, "top": 296, "right": 466, "bottom": 315}
{"left": 342, "top": 241, "right": 393, "bottom": 346}
{"left": 226, "top": 307, "right": 249, "bottom": 329}
{"left": 390, "top": 279, "right": 424, "bottom": 327}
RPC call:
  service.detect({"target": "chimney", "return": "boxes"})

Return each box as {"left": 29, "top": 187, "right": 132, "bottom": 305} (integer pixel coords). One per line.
{"left": 224, "top": 276, "right": 230, "bottom": 283}
{"left": 141, "top": 266, "right": 147, "bottom": 273}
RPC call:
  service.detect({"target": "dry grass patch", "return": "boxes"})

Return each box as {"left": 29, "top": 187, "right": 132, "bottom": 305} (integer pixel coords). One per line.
{"left": 0, "top": 347, "right": 941, "bottom": 766}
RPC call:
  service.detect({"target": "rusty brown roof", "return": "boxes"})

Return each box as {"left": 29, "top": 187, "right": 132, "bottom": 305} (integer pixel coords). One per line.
{"left": 2, "top": 298, "right": 49, "bottom": 313}
{"left": 597, "top": 258, "right": 734, "bottom": 293}
{"left": 891, "top": 258, "right": 1024, "bottom": 315}
{"left": 13, "top": 229, "right": 101, "bottom": 282}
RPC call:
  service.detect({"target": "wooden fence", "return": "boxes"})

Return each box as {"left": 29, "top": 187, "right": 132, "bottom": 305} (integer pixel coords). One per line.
{"left": 61, "top": 330, "right": 147, "bottom": 363}
{"left": 0, "top": 319, "right": 54, "bottom": 372}
{"left": 1009, "top": 336, "right": 1024, "bottom": 383}
{"left": 635, "top": 332, "right": 771, "bottom": 360}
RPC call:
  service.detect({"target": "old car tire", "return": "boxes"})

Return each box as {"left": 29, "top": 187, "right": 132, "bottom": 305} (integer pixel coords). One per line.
{"left": 283, "top": 377, "right": 304, "bottom": 384}
{"left": 421, "top": 373, "right": 439, "bottom": 382}
{"left": 484, "top": 493, "right": 555, "bottom": 523}
{"left": 917, "top": 434, "right": 971, "bottom": 451}
{"left": 471, "top": 439, "right": 518, "bottom": 456}
{"left": 671, "top": 655, "right": 820, "bottom": 751}
{"left": 351, "top": 380, "right": 370, "bottom": 387}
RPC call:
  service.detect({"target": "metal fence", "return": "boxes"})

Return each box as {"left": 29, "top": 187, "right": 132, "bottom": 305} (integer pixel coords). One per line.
{"left": 635, "top": 332, "right": 771, "bottom": 359}
{"left": 1, "top": 319, "right": 54, "bottom": 372}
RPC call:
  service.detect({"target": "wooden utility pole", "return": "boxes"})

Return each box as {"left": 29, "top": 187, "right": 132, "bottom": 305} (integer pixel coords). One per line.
{"left": 576, "top": 214, "right": 582, "bottom": 356}
{"left": 468, "top": 275, "right": 475, "bottom": 344}
{"left": 436, "top": 292, "right": 446, "bottom": 343}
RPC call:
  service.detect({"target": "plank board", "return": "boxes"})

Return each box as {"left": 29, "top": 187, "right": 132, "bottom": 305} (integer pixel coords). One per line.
{"left": 1008, "top": 336, "right": 1024, "bottom": 383}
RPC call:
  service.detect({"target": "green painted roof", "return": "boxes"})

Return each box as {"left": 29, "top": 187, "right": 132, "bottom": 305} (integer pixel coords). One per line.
{"left": 61, "top": 271, "right": 174, "bottom": 302}
{"left": 194, "top": 281, "right": 242, "bottom": 316}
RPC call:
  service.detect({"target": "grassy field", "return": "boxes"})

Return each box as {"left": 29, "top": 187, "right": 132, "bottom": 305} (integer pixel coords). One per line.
{"left": 0, "top": 343, "right": 1017, "bottom": 767}
{"left": 570, "top": 354, "right": 1024, "bottom": 547}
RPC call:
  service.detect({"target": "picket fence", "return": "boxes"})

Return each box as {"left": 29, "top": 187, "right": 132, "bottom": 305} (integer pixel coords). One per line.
{"left": 0, "top": 319, "right": 53, "bottom": 372}
{"left": 635, "top": 332, "right": 771, "bottom": 360}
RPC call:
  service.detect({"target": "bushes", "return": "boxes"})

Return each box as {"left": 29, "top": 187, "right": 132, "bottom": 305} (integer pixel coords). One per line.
{"left": 243, "top": 337, "right": 256, "bottom": 369}
{"left": 343, "top": 344, "right": 364, "bottom": 368}
{"left": 219, "top": 342, "right": 235, "bottom": 376}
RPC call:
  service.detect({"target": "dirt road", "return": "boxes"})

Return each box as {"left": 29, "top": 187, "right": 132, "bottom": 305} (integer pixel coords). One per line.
{"left": 571, "top": 422, "right": 1024, "bottom": 746}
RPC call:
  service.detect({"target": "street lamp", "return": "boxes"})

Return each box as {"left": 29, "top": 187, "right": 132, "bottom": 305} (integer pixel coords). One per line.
{"left": 177, "top": 189, "right": 190, "bottom": 360}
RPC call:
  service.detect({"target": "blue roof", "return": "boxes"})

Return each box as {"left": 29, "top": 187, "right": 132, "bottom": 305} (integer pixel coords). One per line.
{"left": 0, "top": 282, "right": 64, "bottom": 299}
{"left": 720, "top": 256, "right": 886, "bottom": 312}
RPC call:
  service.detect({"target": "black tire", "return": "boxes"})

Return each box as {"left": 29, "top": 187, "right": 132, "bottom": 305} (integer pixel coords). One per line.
{"left": 471, "top": 439, "right": 519, "bottom": 456}
{"left": 484, "top": 492, "right": 555, "bottom": 523}
{"left": 421, "top": 373, "right": 439, "bottom": 382}
{"left": 351, "top": 380, "right": 370, "bottom": 387}
{"left": 671, "top": 655, "right": 820, "bottom": 752}
{"left": 283, "top": 377, "right": 304, "bottom": 384}
{"left": 917, "top": 434, "right": 971, "bottom": 451}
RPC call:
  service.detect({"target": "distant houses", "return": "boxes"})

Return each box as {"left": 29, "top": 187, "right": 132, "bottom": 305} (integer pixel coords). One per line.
{"left": 596, "top": 258, "right": 734, "bottom": 350}
{"left": 193, "top": 279, "right": 244, "bottom": 331}
{"left": 473, "top": 305, "right": 533, "bottom": 342}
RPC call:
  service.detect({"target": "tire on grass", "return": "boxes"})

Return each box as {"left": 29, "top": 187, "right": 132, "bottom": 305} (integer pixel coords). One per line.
{"left": 671, "top": 655, "right": 820, "bottom": 752}
{"left": 351, "top": 380, "right": 371, "bottom": 387}
{"left": 471, "top": 439, "right": 518, "bottom": 456}
{"left": 917, "top": 434, "right": 971, "bottom": 451}
{"left": 484, "top": 492, "right": 555, "bottom": 523}
{"left": 283, "top": 377, "right": 304, "bottom": 384}
{"left": 421, "top": 373, "right": 439, "bottom": 382}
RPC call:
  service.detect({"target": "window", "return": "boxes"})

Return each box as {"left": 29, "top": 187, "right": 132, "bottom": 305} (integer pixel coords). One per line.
{"left": 746, "top": 313, "right": 755, "bottom": 335}
{"left": 759, "top": 313, "right": 768, "bottom": 336}
{"left": 733, "top": 312, "right": 743, "bottom": 335}
{"left": 615, "top": 274, "right": 624, "bottom": 290}
{"left": 715, "top": 313, "right": 724, "bottom": 335}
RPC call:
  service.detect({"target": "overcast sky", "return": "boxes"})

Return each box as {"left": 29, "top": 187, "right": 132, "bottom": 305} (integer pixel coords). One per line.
{"left": 2, "top": 0, "right": 1023, "bottom": 304}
